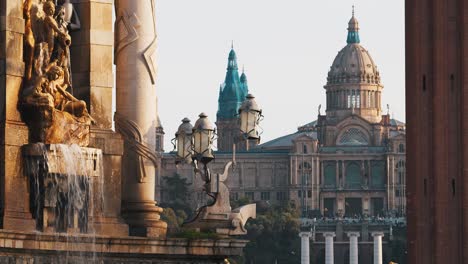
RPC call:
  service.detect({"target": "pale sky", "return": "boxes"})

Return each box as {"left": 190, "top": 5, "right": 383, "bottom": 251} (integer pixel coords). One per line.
{"left": 155, "top": 0, "right": 405, "bottom": 150}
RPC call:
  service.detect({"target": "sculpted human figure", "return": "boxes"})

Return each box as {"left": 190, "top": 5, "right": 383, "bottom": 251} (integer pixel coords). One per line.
{"left": 45, "top": 66, "right": 90, "bottom": 119}
{"left": 21, "top": 0, "right": 91, "bottom": 146}
{"left": 53, "top": 6, "right": 72, "bottom": 86}
{"left": 43, "top": 1, "right": 67, "bottom": 60}
{"left": 23, "top": 0, "right": 35, "bottom": 82}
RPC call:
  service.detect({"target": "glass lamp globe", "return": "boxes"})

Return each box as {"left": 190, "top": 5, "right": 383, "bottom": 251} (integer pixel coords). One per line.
{"left": 239, "top": 94, "right": 262, "bottom": 140}
{"left": 175, "top": 117, "right": 193, "bottom": 163}
{"left": 192, "top": 112, "right": 215, "bottom": 164}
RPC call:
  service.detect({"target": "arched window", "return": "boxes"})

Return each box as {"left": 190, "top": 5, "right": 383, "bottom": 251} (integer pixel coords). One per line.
{"left": 298, "top": 162, "right": 312, "bottom": 185}
{"left": 398, "top": 143, "right": 405, "bottom": 153}
{"left": 346, "top": 162, "right": 361, "bottom": 188}
{"left": 371, "top": 161, "right": 386, "bottom": 188}
{"left": 337, "top": 128, "right": 369, "bottom": 146}
{"left": 324, "top": 163, "right": 336, "bottom": 187}
{"left": 396, "top": 160, "right": 406, "bottom": 184}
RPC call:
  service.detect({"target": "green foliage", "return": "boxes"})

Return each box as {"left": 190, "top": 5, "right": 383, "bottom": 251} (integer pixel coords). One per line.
{"left": 387, "top": 226, "right": 407, "bottom": 264}
{"left": 160, "top": 173, "right": 192, "bottom": 234}
{"left": 161, "top": 173, "right": 192, "bottom": 214}
{"left": 230, "top": 196, "right": 251, "bottom": 209}
{"left": 241, "top": 203, "right": 301, "bottom": 264}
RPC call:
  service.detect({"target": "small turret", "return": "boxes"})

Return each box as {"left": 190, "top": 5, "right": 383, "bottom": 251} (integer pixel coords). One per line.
{"left": 347, "top": 6, "right": 360, "bottom": 44}
{"left": 240, "top": 66, "right": 249, "bottom": 98}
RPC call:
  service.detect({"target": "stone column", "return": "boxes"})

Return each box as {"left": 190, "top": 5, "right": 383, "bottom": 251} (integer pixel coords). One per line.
{"left": 114, "top": 0, "right": 166, "bottom": 237}
{"left": 347, "top": 232, "right": 360, "bottom": 264}
{"left": 299, "top": 232, "right": 312, "bottom": 264}
{"left": 324, "top": 232, "right": 336, "bottom": 264}
{"left": 372, "top": 232, "right": 384, "bottom": 264}
{"left": 0, "top": 0, "right": 36, "bottom": 231}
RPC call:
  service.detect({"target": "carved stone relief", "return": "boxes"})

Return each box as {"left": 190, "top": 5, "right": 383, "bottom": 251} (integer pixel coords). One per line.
{"left": 20, "top": 0, "right": 92, "bottom": 146}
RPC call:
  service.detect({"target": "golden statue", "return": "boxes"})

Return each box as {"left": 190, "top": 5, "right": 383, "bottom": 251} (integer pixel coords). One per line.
{"left": 20, "top": 0, "right": 92, "bottom": 146}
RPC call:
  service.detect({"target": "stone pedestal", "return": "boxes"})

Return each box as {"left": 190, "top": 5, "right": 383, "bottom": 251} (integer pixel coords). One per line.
{"left": 114, "top": 0, "right": 166, "bottom": 237}
{"left": 372, "top": 232, "right": 384, "bottom": 264}
{"left": 324, "top": 232, "right": 335, "bottom": 264}
{"left": 299, "top": 231, "right": 312, "bottom": 264}
{"left": 347, "top": 232, "right": 360, "bottom": 264}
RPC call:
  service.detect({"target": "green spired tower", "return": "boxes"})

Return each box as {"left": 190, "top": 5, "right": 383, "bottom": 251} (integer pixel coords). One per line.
{"left": 216, "top": 46, "right": 249, "bottom": 151}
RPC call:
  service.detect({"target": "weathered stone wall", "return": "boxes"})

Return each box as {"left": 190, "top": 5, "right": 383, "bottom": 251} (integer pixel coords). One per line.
{"left": 0, "top": 253, "right": 227, "bottom": 264}
{"left": 0, "top": 230, "right": 246, "bottom": 264}
{"left": 0, "top": 0, "right": 36, "bottom": 232}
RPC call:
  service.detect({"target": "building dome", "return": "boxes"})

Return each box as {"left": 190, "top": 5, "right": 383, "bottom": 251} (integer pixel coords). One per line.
{"left": 326, "top": 14, "right": 381, "bottom": 86}
{"left": 327, "top": 44, "right": 381, "bottom": 85}
{"left": 324, "top": 10, "right": 384, "bottom": 124}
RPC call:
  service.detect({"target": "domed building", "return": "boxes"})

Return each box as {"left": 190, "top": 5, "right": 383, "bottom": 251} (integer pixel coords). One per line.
{"left": 159, "top": 11, "right": 406, "bottom": 264}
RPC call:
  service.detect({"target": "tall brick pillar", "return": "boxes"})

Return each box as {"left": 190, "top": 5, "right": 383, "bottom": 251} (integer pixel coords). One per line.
{"left": 406, "top": 0, "right": 467, "bottom": 263}
{"left": 0, "top": 0, "right": 36, "bottom": 231}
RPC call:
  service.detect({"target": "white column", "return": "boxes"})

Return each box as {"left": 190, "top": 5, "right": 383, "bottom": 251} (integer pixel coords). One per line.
{"left": 324, "top": 232, "right": 336, "bottom": 264}
{"left": 347, "top": 232, "right": 360, "bottom": 264}
{"left": 372, "top": 232, "right": 384, "bottom": 264}
{"left": 299, "top": 232, "right": 312, "bottom": 264}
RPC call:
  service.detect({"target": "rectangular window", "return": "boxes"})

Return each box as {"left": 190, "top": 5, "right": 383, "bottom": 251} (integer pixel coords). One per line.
{"left": 308, "top": 190, "right": 312, "bottom": 198}
{"left": 230, "top": 192, "right": 239, "bottom": 201}
{"left": 347, "top": 95, "right": 351, "bottom": 108}
{"left": 261, "top": 192, "right": 270, "bottom": 200}
{"left": 276, "top": 191, "right": 286, "bottom": 201}
{"left": 356, "top": 94, "right": 361, "bottom": 108}
{"left": 245, "top": 192, "right": 254, "bottom": 201}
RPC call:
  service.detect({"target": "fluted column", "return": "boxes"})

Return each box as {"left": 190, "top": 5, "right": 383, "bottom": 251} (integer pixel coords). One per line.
{"left": 347, "top": 232, "right": 360, "bottom": 264}
{"left": 114, "top": 0, "right": 167, "bottom": 237}
{"left": 299, "top": 232, "right": 312, "bottom": 264}
{"left": 324, "top": 232, "right": 336, "bottom": 264}
{"left": 372, "top": 232, "right": 384, "bottom": 264}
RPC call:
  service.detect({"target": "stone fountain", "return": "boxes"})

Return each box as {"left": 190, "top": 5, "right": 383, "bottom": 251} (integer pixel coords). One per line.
{"left": 0, "top": 0, "right": 248, "bottom": 262}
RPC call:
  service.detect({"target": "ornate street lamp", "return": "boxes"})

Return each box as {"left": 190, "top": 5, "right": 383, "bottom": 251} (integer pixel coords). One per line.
{"left": 191, "top": 112, "right": 215, "bottom": 165}
{"left": 173, "top": 117, "right": 193, "bottom": 164}
{"left": 171, "top": 98, "right": 262, "bottom": 229}
{"left": 239, "top": 94, "right": 262, "bottom": 140}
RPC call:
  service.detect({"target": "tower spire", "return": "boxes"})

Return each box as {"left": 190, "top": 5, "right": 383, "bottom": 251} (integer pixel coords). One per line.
{"left": 347, "top": 6, "right": 360, "bottom": 44}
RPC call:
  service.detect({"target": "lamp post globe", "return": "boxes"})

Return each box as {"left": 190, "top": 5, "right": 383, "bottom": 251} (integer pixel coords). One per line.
{"left": 175, "top": 117, "right": 193, "bottom": 164}
{"left": 239, "top": 94, "right": 262, "bottom": 140}
{"left": 192, "top": 112, "right": 215, "bottom": 164}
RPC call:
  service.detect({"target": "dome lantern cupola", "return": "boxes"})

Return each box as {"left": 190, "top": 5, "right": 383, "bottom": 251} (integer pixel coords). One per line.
{"left": 347, "top": 7, "right": 360, "bottom": 44}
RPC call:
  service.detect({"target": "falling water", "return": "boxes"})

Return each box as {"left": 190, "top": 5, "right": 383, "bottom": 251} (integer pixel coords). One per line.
{"left": 23, "top": 143, "right": 104, "bottom": 263}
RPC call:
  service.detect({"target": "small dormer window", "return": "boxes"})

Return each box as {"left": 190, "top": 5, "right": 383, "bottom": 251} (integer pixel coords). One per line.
{"left": 303, "top": 144, "right": 308, "bottom": 154}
